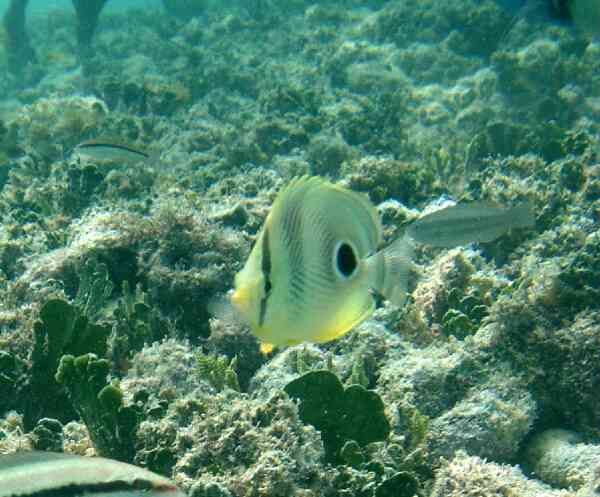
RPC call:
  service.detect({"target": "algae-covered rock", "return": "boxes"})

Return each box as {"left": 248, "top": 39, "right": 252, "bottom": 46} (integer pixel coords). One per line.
{"left": 525, "top": 429, "right": 600, "bottom": 490}
{"left": 170, "top": 391, "right": 324, "bottom": 497}
{"left": 284, "top": 369, "right": 390, "bottom": 463}
{"left": 375, "top": 471, "right": 419, "bottom": 497}
{"left": 426, "top": 378, "right": 536, "bottom": 463}
{"left": 341, "top": 155, "right": 436, "bottom": 205}
{"left": 0, "top": 351, "right": 19, "bottom": 413}
{"left": 74, "top": 258, "right": 114, "bottom": 321}
{"left": 196, "top": 351, "right": 240, "bottom": 392}
{"left": 430, "top": 452, "right": 569, "bottom": 497}
{"left": 55, "top": 353, "right": 139, "bottom": 462}
{"left": 15, "top": 96, "right": 107, "bottom": 159}
{"left": 110, "top": 280, "right": 163, "bottom": 373}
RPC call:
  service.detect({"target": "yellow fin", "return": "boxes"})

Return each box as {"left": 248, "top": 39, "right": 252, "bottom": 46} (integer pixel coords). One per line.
{"left": 260, "top": 342, "right": 275, "bottom": 354}
{"left": 312, "top": 300, "right": 375, "bottom": 343}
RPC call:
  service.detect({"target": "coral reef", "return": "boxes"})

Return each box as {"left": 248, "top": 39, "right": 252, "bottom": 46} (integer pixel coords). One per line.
{"left": 1, "top": 0, "right": 600, "bottom": 495}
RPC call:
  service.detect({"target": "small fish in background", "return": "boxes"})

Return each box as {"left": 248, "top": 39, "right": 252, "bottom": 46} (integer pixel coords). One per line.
{"left": 71, "top": 140, "right": 151, "bottom": 164}
{"left": 0, "top": 450, "right": 185, "bottom": 497}
{"left": 229, "top": 176, "right": 413, "bottom": 353}
{"left": 405, "top": 200, "right": 535, "bottom": 248}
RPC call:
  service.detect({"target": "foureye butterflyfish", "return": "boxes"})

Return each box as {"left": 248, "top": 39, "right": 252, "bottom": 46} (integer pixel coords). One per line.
{"left": 230, "top": 176, "right": 413, "bottom": 353}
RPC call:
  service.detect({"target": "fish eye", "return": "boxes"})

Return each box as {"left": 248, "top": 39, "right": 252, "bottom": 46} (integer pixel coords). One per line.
{"left": 334, "top": 241, "right": 358, "bottom": 279}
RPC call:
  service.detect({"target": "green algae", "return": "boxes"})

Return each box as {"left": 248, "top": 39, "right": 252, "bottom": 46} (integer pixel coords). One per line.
{"left": 24, "top": 298, "right": 111, "bottom": 428}
{"left": 56, "top": 353, "right": 138, "bottom": 461}
{"left": 31, "top": 417, "right": 63, "bottom": 451}
{"left": 74, "top": 258, "right": 113, "bottom": 321}
{"left": 196, "top": 351, "right": 240, "bottom": 392}
{"left": 110, "top": 281, "right": 164, "bottom": 373}
{"left": 284, "top": 370, "right": 390, "bottom": 464}
{"left": 375, "top": 472, "right": 419, "bottom": 497}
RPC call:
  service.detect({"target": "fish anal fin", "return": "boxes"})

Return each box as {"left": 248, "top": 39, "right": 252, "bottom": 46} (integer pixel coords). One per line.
{"left": 312, "top": 301, "right": 375, "bottom": 343}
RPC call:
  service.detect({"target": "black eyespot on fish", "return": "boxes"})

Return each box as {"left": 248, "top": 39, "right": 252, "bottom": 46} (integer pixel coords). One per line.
{"left": 336, "top": 241, "right": 358, "bottom": 278}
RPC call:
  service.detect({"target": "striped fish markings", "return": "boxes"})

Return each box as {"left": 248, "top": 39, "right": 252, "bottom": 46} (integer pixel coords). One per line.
{"left": 230, "top": 176, "right": 412, "bottom": 353}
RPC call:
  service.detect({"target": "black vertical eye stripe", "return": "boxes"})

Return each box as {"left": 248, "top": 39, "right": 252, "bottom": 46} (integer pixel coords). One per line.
{"left": 259, "top": 228, "right": 272, "bottom": 326}
{"left": 262, "top": 228, "right": 272, "bottom": 293}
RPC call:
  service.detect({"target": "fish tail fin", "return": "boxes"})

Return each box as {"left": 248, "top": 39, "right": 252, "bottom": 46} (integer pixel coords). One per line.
{"left": 511, "top": 201, "right": 535, "bottom": 229}
{"left": 366, "top": 234, "right": 414, "bottom": 307}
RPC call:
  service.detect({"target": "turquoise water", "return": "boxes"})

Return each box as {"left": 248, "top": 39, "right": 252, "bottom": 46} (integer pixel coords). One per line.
{"left": 0, "top": 0, "right": 161, "bottom": 13}
{"left": 1, "top": 1, "right": 600, "bottom": 496}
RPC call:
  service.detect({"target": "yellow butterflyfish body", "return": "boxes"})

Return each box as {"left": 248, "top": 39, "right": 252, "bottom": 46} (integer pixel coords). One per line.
{"left": 231, "top": 176, "right": 413, "bottom": 350}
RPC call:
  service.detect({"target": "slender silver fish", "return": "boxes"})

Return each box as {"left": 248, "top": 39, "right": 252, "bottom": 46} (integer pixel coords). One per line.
{"left": 0, "top": 451, "right": 185, "bottom": 497}
{"left": 71, "top": 140, "right": 150, "bottom": 163}
{"left": 405, "top": 200, "right": 535, "bottom": 248}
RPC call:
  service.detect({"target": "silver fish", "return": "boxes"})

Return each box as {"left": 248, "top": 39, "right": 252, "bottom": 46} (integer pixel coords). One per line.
{"left": 71, "top": 140, "right": 150, "bottom": 163}
{"left": 405, "top": 200, "right": 535, "bottom": 247}
{"left": 0, "top": 451, "right": 185, "bottom": 497}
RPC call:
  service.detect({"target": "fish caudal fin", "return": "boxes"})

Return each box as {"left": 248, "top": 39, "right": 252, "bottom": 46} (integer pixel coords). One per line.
{"left": 366, "top": 235, "right": 414, "bottom": 307}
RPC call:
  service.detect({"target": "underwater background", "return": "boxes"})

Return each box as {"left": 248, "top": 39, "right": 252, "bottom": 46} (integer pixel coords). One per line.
{"left": 1, "top": 0, "right": 600, "bottom": 496}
